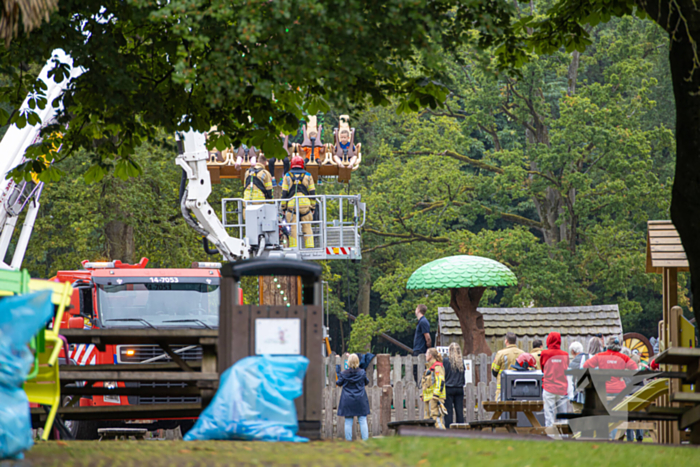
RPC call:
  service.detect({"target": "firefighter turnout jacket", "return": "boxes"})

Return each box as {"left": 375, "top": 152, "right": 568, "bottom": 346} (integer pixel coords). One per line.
{"left": 243, "top": 163, "right": 273, "bottom": 201}
{"left": 531, "top": 347, "right": 543, "bottom": 370}
{"left": 281, "top": 169, "right": 316, "bottom": 213}
{"left": 491, "top": 344, "right": 524, "bottom": 399}
{"left": 422, "top": 361, "right": 446, "bottom": 401}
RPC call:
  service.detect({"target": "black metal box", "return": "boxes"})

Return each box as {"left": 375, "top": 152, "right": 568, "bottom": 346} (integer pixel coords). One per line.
{"left": 500, "top": 370, "right": 544, "bottom": 427}
{"left": 500, "top": 370, "right": 543, "bottom": 400}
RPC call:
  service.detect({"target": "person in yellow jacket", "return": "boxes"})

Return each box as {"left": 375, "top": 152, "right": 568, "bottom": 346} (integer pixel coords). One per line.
{"left": 491, "top": 332, "right": 524, "bottom": 401}
{"left": 242, "top": 154, "right": 273, "bottom": 220}
{"left": 281, "top": 156, "right": 316, "bottom": 248}
{"left": 421, "top": 348, "right": 446, "bottom": 429}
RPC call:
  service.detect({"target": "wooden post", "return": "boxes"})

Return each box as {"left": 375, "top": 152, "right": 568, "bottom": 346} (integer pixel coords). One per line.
{"left": 659, "top": 268, "right": 679, "bottom": 445}
{"left": 663, "top": 268, "right": 678, "bottom": 347}
{"left": 324, "top": 353, "right": 337, "bottom": 440}
{"left": 668, "top": 305, "right": 682, "bottom": 445}
{"left": 380, "top": 385, "right": 392, "bottom": 436}
{"left": 370, "top": 386, "right": 381, "bottom": 436}
{"left": 377, "top": 354, "right": 391, "bottom": 387}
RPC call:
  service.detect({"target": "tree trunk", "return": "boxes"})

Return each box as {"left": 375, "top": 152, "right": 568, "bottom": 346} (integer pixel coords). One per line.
{"left": 449, "top": 287, "right": 491, "bottom": 356}
{"left": 102, "top": 178, "right": 134, "bottom": 263}
{"left": 567, "top": 50, "right": 580, "bottom": 96}
{"left": 104, "top": 220, "right": 134, "bottom": 263}
{"left": 260, "top": 275, "right": 299, "bottom": 305}
{"left": 667, "top": 13, "right": 700, "bottom": 329}
{"left": 357, "top": 251, "right": 371, "bottom": 315}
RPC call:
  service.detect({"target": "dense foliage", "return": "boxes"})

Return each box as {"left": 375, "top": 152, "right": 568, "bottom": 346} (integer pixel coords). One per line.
{"left": 326, "top": 17, "right": 688, "bottom": 353}
{"left": 1, "top": 1, "right": 697, "bottom": 353}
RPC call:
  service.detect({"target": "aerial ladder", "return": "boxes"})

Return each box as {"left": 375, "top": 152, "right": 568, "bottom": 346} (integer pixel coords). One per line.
{"left": 176, "top": 126, "right": 367, "bottom": 357}
{"left": 175, "top": 129, "right": 366, "bottom": 262}
{"left": 0, "top": 50, "right": 81, "bottom": 270}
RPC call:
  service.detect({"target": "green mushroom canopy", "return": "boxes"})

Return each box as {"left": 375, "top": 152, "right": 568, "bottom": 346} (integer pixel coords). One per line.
{"left": 406, "top": 255, "right": 517, "bottom": 356}
{"left": 407, "top": 255, "right": 517, "bottom": 290}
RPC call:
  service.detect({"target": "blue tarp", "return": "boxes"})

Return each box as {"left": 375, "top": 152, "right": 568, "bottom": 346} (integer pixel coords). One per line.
{"left": 0, "top": 290, "right": 54, "bottom": 460}
{"left": 185, "top": 355, "right": 309, "bottom": 442}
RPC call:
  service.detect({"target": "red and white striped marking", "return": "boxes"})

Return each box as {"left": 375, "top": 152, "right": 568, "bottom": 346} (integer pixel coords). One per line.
{"left": 69, "top": 344, "right": 97, "bottom": 366}
{"left": 326, "top": 247, "right": 351, "bottom": 255}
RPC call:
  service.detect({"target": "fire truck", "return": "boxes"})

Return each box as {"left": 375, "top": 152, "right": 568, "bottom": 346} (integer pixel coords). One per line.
{"left": 53, "top": 257, "right": 241, "bottom": 438}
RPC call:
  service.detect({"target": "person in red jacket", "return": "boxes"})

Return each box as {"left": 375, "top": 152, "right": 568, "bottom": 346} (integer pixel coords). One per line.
{"left": 583, "top": 336, "right": 638, "bottom": 394}
{"left": 540, "top": 332, "right": 570, "bottom": 427}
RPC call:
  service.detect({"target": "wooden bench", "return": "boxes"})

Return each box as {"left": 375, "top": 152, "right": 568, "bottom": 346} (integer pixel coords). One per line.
{"left": 387, "top": 419, "right": 435, "bottom": 431}
{"left": 451, "top": 419, "right": 518, "bottom": 433}
{"left": 98, "top": 428, "right": 147, "bottom": 441}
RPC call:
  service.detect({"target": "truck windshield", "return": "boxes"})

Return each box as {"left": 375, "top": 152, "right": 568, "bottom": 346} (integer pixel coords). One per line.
{"left": 97, "top": 280, "right": 220, "bottom": 328}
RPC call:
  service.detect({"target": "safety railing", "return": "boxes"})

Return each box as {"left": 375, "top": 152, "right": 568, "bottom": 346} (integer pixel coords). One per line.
{"left": 221, "top": 194, "right": 366, "bottom": 260}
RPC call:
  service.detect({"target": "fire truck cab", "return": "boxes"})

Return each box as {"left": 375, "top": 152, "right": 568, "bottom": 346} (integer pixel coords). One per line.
{"left": 54, "top": 257, "right": 240, "bottom": 438}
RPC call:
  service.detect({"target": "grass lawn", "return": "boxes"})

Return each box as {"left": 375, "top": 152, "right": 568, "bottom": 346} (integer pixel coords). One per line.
{"left": 7, "top": 436, "right": 697, "bottom": 466}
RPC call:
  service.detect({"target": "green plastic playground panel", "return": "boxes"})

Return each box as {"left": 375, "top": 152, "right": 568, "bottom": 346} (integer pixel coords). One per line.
{"left": 0, "top": 269, "right": 30, "bottom": 294}
{"left": 406, "top": 255, "right": 517, "bottom": 290}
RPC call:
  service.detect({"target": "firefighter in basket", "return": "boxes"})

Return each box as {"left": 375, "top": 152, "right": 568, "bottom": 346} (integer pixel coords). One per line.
{"left": 242, "top": 154, "right": 273, "bottom": 219}
{"left": 280, "top": 156, "right": 316, "bottom": 248}
{"left": 421, "top": 348, "right": 447, "bottom": 429}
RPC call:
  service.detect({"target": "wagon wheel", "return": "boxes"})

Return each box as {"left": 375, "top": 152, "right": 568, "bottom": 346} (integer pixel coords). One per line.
{"left": 623, "top": 332, "right": 653, "bottom": 362}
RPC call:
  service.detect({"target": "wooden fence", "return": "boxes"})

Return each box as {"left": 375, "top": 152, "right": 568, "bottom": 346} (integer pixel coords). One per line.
{"left": 322, "top": 353, "right": 499, "bottom": 440}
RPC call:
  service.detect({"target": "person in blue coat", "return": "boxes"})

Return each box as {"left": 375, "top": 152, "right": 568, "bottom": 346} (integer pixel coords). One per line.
{"left": 336, "top": 353, "right": 370, "bottom": 441}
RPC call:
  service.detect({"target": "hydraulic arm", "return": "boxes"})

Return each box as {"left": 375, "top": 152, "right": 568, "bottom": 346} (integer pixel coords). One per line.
{"left": 175, "top": 130, "right": 251, "bottom": 261}
{"left": 0, "top": 50, "right": 80, "bottom": 270}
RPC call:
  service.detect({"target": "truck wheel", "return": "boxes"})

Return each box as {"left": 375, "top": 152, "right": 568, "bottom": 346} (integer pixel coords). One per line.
{"left": 61, "top": 396, "right": 99, "bottom": 440}
{"left": 65, "top": 419, "right": 99, "bottom": 440}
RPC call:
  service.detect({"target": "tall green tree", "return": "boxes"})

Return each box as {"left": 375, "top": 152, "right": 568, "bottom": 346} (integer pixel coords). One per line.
{"left": 338, "top": 17, "right": 676, "bottom": 349}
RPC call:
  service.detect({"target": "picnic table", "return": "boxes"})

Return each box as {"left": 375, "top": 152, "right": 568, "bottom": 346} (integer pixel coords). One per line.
{"left": 483, "top": 401, "right": 544, "bottom": 434}
{"left": 32, "top": 328, "right": 218, "bottom": 426}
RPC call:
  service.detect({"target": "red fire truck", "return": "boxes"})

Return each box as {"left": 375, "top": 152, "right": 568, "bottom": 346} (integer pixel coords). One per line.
{"left": 54, "top": 257, "right": 241, "bottom": 438}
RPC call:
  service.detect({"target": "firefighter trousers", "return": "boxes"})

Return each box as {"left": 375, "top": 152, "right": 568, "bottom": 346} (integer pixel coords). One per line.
{"left": 424, "top": 398, "right": 446, "bottom": 430}
{"left": 286, "top": 210, "right": 314, "bottom": 248}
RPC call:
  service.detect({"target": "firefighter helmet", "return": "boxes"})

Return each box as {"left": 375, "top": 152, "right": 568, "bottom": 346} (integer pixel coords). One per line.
{"left": 512, "top": 353, "right": 537, "bottom": 371}
{"left": 291, "top": 156, "right": 304, "bottom": 169}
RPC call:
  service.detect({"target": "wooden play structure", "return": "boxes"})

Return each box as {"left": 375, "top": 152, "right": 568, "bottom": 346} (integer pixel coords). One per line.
{"left": 646, "top": 220, "right": 699, "bottom": 444}
{"left": 206, "top": 115, "right": 362, "bottom": 184}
